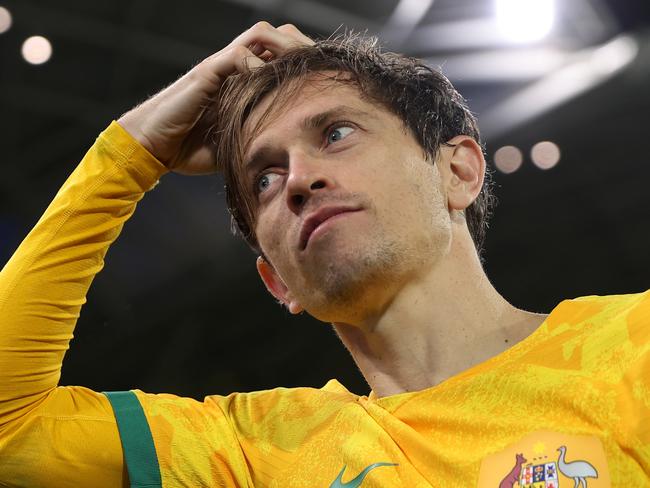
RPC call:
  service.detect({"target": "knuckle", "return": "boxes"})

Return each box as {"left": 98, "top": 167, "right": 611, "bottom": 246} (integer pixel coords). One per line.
{"left": 252, "top": 20, "right": 273, "bottom": 32}
{"left": 278, "top": 23, "right": 298, "bottom": 33}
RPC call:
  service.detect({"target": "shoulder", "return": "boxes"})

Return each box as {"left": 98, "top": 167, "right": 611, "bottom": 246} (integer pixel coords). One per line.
{"left": 546, "top": 289, "right": 650, "bottom": 331}
{"left": 540, "top": 289, "right": 650, "bottom": 372}
{"left": 209, "top": 379, "right": 358, "bottom": 422}
{"left": 134, "top": 379, "right": 358, "bottom": 436}
{"left": 129, "top": 382, "right": 358, "bottom": 486}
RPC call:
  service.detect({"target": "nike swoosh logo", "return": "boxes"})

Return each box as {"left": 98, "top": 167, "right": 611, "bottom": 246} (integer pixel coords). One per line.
{"left": 329, "top": 462, "right": 398, "bottom": 488}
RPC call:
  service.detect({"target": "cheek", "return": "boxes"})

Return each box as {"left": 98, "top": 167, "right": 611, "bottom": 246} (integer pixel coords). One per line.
{"left": 395, "top": 162, "right": 449, "bottom": 233}
{"left": 255, "top": 209, "right": 290, "bottom": 264}
{"left": 410, "top": 159, "right": 445, "bottom": 206}
{"left": 396, "top": 159, "right": 440, "bottom": 206}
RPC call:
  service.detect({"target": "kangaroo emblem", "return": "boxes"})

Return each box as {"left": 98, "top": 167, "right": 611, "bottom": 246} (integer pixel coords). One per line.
{"left": 499, "top": 452, "right": 527, "bottom": 488}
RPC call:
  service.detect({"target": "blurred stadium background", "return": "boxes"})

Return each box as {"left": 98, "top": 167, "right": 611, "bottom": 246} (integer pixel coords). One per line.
{"left": 1, "top": 0, "right": 649, "bottom": 397}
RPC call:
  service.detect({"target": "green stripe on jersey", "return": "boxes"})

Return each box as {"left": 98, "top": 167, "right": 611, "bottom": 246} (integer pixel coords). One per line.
{"left": 104, "top": 390, "right": 162, "bottom": 488}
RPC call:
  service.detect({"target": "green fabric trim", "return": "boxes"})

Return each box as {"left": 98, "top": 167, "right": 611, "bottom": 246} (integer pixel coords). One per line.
{"left": 103, "top": 391, "right": 162, "bottom": 488}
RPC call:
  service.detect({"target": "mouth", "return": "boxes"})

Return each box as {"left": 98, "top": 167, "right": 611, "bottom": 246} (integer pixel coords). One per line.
{"left": 299, "top": 207, "right": 362, "bottom": 250}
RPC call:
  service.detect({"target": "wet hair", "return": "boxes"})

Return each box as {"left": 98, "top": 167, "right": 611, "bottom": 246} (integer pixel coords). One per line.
{"left": 210, "top": 32, "right": 496, "bottom": 260}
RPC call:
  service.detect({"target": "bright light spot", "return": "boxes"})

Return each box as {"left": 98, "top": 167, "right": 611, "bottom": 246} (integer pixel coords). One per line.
{"left": 496, "top": 0, "right": 554, "bottom": 43}
{"left": 387, "top": 0, "right": 434, "bottom": 27}
{"left": 592, "top": 36, "right": 638, "bottom": 77}
{"left": 479, "top": 35, "right": 638, "bottom": 139}
{"left": 531, "top": 141, "right": 560, "bottom": 169}
{"left": 21, "top": 36, "right": 52, "bottom": 65}
{"left": 0, "top": 6, "right": 12, "bottom": 34}
{"left": 494, "top": 145, "right": 523, "bottom": 174}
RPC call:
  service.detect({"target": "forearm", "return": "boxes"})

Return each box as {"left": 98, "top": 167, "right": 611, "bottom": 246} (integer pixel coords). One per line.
{"left": 0, "top": 121, "right": 168, "bottom": 426}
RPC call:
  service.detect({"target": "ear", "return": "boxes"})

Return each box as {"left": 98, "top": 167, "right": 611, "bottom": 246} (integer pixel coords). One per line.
{"left": 256, "top": 256, "right": 304, "bottom": 314}
{"left": 440, "top": 135, "right": 485, "bottom": 212}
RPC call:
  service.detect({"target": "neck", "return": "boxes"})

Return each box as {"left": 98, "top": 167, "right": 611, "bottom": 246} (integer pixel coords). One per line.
{"left": 333, "top": 227, "right": 547, "bottom": 399}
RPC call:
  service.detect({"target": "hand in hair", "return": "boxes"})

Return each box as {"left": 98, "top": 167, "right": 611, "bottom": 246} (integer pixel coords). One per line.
{"left": 117, "top": 22, "right": 313, "bottom": 175}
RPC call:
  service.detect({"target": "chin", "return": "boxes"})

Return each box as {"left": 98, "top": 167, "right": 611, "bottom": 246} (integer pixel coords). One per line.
{"left": 299, "top": 238, "right": 404, "bottom": 322}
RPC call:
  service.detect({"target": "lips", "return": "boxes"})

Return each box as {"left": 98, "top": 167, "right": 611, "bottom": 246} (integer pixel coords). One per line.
{"left": 299, "top": 206, "right": 361, "bottom": 250}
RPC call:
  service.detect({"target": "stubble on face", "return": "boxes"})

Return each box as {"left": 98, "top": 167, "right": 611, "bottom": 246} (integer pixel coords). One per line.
{"left": 306, "top": 203, "right": 403, "bottom": 316}
{"left": 246, "top": 80, "right": 452, "bottom": 324}
{"left": 286, "top": 164, "right": 451, "bottom": 325}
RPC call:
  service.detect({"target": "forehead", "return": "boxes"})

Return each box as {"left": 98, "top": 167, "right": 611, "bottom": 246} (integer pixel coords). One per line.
{"left": 242, "top": 77, "right": 377, "bottom": 152}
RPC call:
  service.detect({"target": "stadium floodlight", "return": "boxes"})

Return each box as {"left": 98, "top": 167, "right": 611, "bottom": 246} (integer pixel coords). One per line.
{"left": 496, "top": 0, "right": 555, "bottom": 43}
{"left": 0, "top": 6, "right": 12, "bottom": 34}
{"left": 21, "top": 36, "right": 53, "bottom": 65}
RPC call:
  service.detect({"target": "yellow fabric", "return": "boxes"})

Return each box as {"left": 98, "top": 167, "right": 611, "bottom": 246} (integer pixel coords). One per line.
{"left": 0, "top": 122, "right": 648, "bottom": 487}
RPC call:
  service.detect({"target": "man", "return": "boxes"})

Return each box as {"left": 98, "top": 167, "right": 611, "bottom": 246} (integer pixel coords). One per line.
{"left": 0, "top": 22, "right": 648, "bottom": 487}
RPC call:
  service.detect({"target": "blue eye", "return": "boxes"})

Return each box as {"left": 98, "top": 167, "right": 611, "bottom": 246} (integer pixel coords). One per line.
{"left": 327, "top": 126, "right": 354, "bottom": 145}
{"left": 256, "top": 172, "right": 280, "bottom": 194}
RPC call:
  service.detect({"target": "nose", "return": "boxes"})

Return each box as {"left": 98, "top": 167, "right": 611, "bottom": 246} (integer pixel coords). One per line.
{"left": 285, "top": 151, "right": 334, "bottom": 213}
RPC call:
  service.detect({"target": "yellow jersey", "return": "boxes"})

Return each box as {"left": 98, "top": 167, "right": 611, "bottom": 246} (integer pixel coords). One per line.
{"left": 0, "top": 122, "right": 648, "bottom": 487}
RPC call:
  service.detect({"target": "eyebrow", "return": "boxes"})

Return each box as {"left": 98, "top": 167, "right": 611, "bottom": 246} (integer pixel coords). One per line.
{"left": 300, "top": 106, "right": 371, "bottom": 131}
{"left": 244, "top": 106, "right": 373, "bottom": 173}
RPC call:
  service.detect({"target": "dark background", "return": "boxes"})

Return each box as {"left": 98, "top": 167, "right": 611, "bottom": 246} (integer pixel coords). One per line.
{"left": 1, "top": 0, "right": 649, "bottom": 398}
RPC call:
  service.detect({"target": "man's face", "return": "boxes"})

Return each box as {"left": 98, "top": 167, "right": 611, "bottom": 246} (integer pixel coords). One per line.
{"left": 243, "top": 78, "right": 453, "bottom": 323}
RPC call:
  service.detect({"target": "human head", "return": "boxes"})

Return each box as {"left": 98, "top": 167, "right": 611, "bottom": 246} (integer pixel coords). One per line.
{"left": 212, "top": 32, "right": 495, "bottom": 261}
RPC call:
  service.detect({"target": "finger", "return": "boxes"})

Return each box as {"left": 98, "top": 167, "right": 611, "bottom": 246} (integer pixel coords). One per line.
{"left": 230, "top": 21, "right": 306, "bottom": 59}
{"left": 195, "top": 44, "right": 263, "bottom": 87}
{"left": 199, "top": 23, "right": 280, "bottom": 65}
{"left": 229, "top": 45, "right": 265, "bottom": 73}
{"left": 249, "top": 25, "right": 312, "bottom": 62}
{"left": 276, "top": 24, "right": 315, "bottom": 46}
{"left": 254, "top": 24, "right": 313, "bottom": 62}
{"left": 193, "top": 23, "right": 302, "bottom": 91}
{"left": 248, "top": 42, "right": 265, "bottom": 57}
{"left": 258, "top": 50, "right": 274, "bottom": 61}
{"left": 248, "top": 42, "right": 273, "bottom": 61}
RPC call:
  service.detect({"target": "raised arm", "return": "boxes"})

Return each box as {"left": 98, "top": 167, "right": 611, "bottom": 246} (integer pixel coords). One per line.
{"left": 0, "top": 22, "right": 312, "bottom": 487}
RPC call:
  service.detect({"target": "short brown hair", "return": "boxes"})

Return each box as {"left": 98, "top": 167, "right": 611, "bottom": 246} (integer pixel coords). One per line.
{"left": 211, "top": 33, "right": 495, "bottom": 260}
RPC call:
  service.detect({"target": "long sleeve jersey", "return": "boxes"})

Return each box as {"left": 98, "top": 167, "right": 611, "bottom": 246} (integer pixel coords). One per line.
{"left": 0, "top": 122, "right": 649, "bottom": 487}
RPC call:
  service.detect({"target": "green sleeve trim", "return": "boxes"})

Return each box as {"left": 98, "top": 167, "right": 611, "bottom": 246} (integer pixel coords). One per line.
{"left": 103, "top": 391, "right": 163, "bottom": 488}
